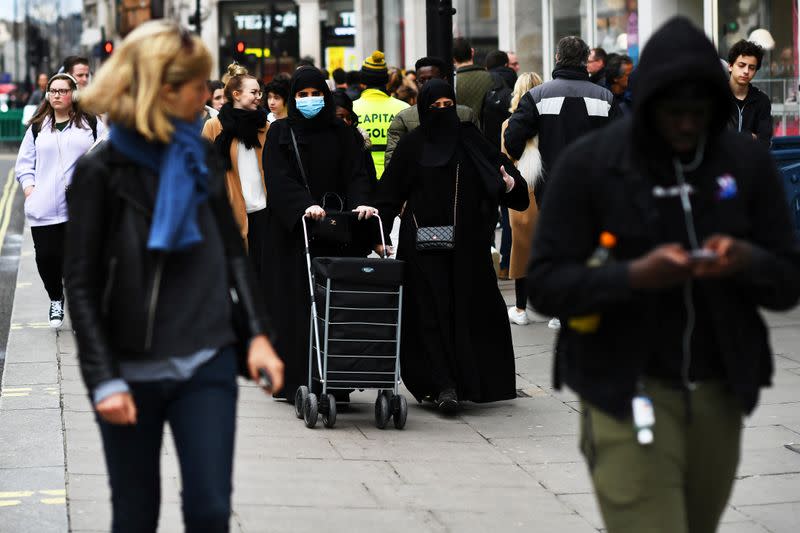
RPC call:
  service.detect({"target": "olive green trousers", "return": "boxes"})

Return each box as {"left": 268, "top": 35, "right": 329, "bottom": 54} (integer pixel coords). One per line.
{"left": 580, "top": 380, "right": 743, "bottom": 533}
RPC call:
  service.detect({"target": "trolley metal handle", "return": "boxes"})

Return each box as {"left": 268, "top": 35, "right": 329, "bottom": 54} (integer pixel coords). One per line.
{"left": 301, "top": 212, "right": 390, "bottom": 386}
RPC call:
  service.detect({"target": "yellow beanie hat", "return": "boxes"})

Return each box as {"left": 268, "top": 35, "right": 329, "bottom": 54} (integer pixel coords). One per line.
{"left": 362, "top": 50, "right": 387, "bottom": 71}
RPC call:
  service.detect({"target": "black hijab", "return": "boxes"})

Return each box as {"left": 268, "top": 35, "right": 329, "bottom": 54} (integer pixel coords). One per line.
{"left": 417, "top": 79, "right": 461, "bottom": 167}
{"left": 287, "top": 66, "right": 336, "bottom": 138}
{"left": 332, "top": 90, "right": 358, "bottom": 126}
{"left": 214, "top": 102, "right": 268, "bottom": 170}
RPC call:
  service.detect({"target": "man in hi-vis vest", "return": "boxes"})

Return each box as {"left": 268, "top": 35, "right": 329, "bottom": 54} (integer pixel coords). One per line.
{"left": 353, "top": 51, "right": 409, "bottom": 178}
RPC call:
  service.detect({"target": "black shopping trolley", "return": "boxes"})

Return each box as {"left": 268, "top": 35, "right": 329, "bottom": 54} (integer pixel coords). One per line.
{"left": 294, "top": 213, "right": 408, "bottom": 429}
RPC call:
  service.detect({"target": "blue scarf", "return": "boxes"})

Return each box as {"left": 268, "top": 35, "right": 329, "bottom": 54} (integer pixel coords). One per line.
{"left": 109, "top": 119, "right": 209, "bottom": 251}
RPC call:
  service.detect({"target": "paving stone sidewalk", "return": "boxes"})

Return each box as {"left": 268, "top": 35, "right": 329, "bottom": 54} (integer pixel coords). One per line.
{"left": 1, "top": 226, "right": 799, "bottom": 532}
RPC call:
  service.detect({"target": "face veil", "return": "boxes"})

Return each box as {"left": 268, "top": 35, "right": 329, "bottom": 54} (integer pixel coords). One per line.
{"left": 417, "top": 79, "right": 460, "bottom": 167}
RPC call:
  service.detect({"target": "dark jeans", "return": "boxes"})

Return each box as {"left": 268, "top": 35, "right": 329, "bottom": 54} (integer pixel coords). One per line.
{"left": 30, "top": 223, "right": 66, "bottom": 301}
{"left": 499, "top": 206, "right": 511, "bottom": 270}
{"left": 97, "top": 348, "right": 238, "bottom": 533}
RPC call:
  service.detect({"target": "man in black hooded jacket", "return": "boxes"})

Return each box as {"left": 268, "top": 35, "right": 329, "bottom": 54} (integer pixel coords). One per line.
{"left": 528, "top": 17, "right": 800, "bottom": 533}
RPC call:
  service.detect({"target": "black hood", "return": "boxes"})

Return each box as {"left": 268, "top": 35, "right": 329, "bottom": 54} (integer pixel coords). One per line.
{"left": 287, "top": 66, "right": 336, "bottom": 137}
{"left": 633, "top": 17, "right": 730, "bottom": 146}
{"left": 489, "top": 66, "right": 517, "bottom": 89}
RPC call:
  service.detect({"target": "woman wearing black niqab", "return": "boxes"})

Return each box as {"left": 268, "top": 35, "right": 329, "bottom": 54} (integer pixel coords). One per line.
{"left": 372, "top": 79, "right": 529, "bottom": 413}
{"left": 262, "top": 66, "right": 376, "bottom": 404}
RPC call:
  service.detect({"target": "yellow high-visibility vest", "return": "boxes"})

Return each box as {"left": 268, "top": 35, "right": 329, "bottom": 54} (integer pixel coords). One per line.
{"left": 353, "top": 88, "right": 409, "bottom": 178}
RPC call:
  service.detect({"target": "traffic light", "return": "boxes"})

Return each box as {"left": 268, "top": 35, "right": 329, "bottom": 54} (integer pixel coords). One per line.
{"left": 101, "top": 40, "right": 113, "bottom": 59}
{"left": 233, "top": 40, "right": 246, "bottom": 63}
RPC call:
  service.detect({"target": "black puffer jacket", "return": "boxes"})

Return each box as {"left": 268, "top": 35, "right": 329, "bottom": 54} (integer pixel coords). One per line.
{"left": 65, "top": 143, "right": 271, "bottom": 392}
{"left": 527, "top": 17, "right": 800, "bottom": 419}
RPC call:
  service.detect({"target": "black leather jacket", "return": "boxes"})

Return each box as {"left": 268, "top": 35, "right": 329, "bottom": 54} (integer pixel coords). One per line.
{"left": 64, "top": 143, "right": 271, "bottom": 392}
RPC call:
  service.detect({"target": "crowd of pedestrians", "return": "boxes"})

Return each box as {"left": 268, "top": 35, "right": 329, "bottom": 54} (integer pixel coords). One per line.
{"left": 11, "top": 14, "right": 799, "bottom": 533}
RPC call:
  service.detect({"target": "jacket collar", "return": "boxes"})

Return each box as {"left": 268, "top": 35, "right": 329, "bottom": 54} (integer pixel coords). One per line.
{"left": 552, "top": 66, "right": 590, "bottom": 81}
{"left": 456, "top": 64, "right": 487, "bottom": 74}
{"left": 731, "top": 83, "right": 763, "bottom": 104}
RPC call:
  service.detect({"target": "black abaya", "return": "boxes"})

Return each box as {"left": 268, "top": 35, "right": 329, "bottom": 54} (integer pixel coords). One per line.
{"left": 262, "top": 118, "right": 371, "bottom": 401}
{"left": 372, "top": 125, "right": 529, "bottom": 403}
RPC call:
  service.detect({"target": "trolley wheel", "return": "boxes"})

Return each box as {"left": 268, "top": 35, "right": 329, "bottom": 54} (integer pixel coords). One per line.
{"left": 374, "top": 392, "right": 391, "bottom": 429}
{"left": 304, "top": 393, "right": 319, "bottom": 428}
{"left": 294, "top": 386, "right": 309, "bottom": 419}
{"left": 322, "top": 393, "right": 337, "bottom": 428}
{"left": 393, "top": 394, "right": 408, "bottom": 430}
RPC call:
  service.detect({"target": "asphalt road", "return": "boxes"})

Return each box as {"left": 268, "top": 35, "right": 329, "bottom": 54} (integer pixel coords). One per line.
{"left": 0, "top": 153, "right": 25, "bottom": 389}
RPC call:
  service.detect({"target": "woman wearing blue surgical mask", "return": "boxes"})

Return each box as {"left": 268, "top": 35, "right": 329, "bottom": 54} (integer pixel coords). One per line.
{"left": 262, "top": 66, "right": 376, "bottom": 406}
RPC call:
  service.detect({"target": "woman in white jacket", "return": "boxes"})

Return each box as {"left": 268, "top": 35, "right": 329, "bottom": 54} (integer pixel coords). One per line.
{"left": 14, "top": 73, "right": 106, "bottom": 327}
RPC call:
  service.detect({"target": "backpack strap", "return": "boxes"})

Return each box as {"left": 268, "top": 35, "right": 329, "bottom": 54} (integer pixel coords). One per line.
{"left": 88, "top": 115, "right": 98, "bottom": 142}
{"left": 31, "top": 122, "right": 41, "bottom": 142}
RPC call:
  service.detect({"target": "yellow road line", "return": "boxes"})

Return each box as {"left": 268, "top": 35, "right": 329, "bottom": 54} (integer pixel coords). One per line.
{"left": 0, "top": 491, "right": 34, "bottom": 498}
{"left": 0, "top": 170, "right": 13, "bottom": 237}
{"left": 38, "top": 490, "right": 65, "bottom": 496}
{"left": 3, "top": 387, "right": 32, "bottom": 392}
{"left": 0, "top": 168, "right": 19, "bottom": 254}
{"left": 2, "top": 392, "right": 29, "bottom": 397}
{"left": 40, "top": 497, "right": 66, "bottom": 505}
{"left": 0, "top": 500, "right": 21, "bottom": 507}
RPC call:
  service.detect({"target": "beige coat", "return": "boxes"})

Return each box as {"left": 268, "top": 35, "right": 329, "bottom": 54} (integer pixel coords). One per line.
{"left": 201, "top": 117, "right": 268, "bottom": 243}
{"left": 501, "top": 120, "right": 540, "bottom": 280}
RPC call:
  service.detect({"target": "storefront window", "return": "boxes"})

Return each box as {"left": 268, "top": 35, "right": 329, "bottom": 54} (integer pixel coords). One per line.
{"left": 218, "top": 1, "right": 299, "bottom": 81}
{"left": 717, "top": 0, "right": 799, "bottom": 135}
{"left": 595, "top": 0, "right": 638, "bottom": 62}
{"left": 553, "top": 0, "right": 585, "bottom": 53}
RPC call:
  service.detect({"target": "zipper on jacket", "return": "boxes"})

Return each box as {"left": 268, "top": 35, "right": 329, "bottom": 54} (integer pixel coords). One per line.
{"left": 144, "top": 253, "right": 165, "bottom": 351}
{"left": 101, "top": 256, "right": 118, "bottom": 315}
{"left": 737, "top": 103, "right": 746, "bottom": 132}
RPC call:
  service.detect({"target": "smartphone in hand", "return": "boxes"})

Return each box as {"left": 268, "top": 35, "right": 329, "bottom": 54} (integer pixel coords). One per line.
{"left": 689, "top": 249, "right": 718, "bottom": 262}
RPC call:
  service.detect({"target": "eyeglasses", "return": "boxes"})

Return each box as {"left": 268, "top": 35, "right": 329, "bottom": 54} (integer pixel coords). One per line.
{"left": 48, "top": 88, "right": 71, "bottom": 96}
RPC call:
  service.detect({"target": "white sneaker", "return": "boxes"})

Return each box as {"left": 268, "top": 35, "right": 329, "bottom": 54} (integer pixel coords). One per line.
{"left": 508, "top": 306, "right": 529, "bottom": 325}
{"left": 548, "top": 318, "right": 561, "bottom": 330}
{"left": 49, "top": 300, "right": 64, "bottom": 329}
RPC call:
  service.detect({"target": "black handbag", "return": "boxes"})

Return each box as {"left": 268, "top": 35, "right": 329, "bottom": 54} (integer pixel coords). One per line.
{"left": 290, "top": 128, "right": 352, "bottom": 247}
{"left": 414, "top": 163, "right": 459, "bottom": 251}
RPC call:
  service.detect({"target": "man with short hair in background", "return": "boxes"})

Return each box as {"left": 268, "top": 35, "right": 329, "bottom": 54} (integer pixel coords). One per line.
{"left": 453, "top": 37, "right": 494, "bottom": 129}
{"left": 588, "top": 47, "right": 608, "bottom": 87}
{"left": 27, "top": 73, "right": 49, "bottom": 106}
{"left": 606, "top": 54, "right": 634, "bottom": 114}
{"left": 727, "top": 39, "right": 772, "bottom": 146}
{"left": 505, "top": 36, "right": 616, "bottom": 208}
{"left": 62, "top": 56, "right": 91, "bottom": 88}
{"left": 507, "top": 51, "right": 521, "bottom": 72}
{"left": 332, "top": 68, "right": 348, "bottom": 92}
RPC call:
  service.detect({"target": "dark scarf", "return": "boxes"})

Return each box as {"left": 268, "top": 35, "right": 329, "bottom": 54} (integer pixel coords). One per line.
{"left": 418, "top": 79, "right": 461, "bottom": 167}
{"left": 213, "top": 102, "right": 268, "bottom": 170}
{"left": 287, "top": 66, "right": 336, "bottom": 141}
{"left": 109, "top": 119, "right": 209, "bottom": 252}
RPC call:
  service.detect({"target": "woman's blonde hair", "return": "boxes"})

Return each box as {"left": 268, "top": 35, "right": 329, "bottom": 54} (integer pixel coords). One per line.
{"left": 80, "top": 20, "right": 212, "bottom": 143}
{"left": 222, "top": 63, "right": 248, "bottom": 86}
{"left": 222, "top": 63, "right": 256, "bottom": 103}
{"left": 509, "top": 72, "right": 544, "bottom": 114}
